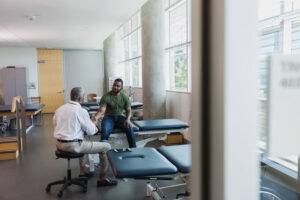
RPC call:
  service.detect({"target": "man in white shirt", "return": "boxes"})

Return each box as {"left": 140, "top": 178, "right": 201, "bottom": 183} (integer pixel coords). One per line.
{"left": 54, "top": 87, "right": 117, "bottom": 187}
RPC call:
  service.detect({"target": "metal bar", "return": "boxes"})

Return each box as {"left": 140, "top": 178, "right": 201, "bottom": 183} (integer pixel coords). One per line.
{"left": 118, "top": 56, "right": 142, "bottom": 64}
{"left": 165, "top": 41, "right": 192, "bottom": 51}
{"left": 16, "top": 102, "right": 21, "bottom": 153}
{"left": 134, "top": 176, "right": 175, "bottom": 180}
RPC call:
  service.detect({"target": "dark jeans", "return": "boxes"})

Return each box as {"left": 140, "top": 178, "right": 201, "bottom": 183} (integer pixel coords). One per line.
{"left": 101, "top": 115, "right": 136, "bottom": 148}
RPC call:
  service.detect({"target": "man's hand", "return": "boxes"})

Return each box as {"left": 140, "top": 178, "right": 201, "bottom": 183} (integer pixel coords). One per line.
{"left": 124, "top": 119, "right": 132, "bottom": 128}
{"left": 91, "top": 116, "right": 97, "bottom": 124}
{"left": 93, "top": 105, "right": 106, "bottom": 124}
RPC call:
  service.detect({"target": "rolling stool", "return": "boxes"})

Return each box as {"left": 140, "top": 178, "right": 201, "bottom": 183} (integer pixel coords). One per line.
{"left": 45, "top": 149, "right": 88, "bottom": 198}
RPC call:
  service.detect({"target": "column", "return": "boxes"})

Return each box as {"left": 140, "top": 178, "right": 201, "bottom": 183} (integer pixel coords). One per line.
{"left": 103, "top": 33, "right": 118, "bottom": 93}
{"left": 141, "top": 0, "right": 166, "bottom": 119}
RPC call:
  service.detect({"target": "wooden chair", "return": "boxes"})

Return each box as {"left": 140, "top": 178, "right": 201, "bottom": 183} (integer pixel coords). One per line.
{"left": 87, "top": 93, "right": 97, "bottom": 102}
{"left": 11, "top": 96, "right": 22, "bottom": 112}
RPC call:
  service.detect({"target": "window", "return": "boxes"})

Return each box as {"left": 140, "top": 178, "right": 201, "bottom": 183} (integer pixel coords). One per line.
{"left": 258, "top": 0, "right": 300, "bottom": 174}
{"left": 258, "top": 28, "right": 283, "bottom": 151}
{"left": 165, "top": 0, "right": 191, "bottom": 92}
{"left": 117, "top": 11, "right": 142, "bottom": 88}
{"left": 291, "top": 22, "right": 300, "bottom": 54}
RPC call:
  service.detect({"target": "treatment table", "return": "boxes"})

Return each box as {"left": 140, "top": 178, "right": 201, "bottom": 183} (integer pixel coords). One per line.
{"left": 107, "top": 144, "right": 191, "bottom": 200}
{"left": 86, "top": 118, "right": 188, "bottom": 147}
{"left": 0, "top": 103, "right": 44, "bottom": 133}
{"left": 109, "top": 119, "right": 189, "bottom": 147}
{"left": 133, "top": 119, "right": 188, "bottom": 135}
{"left": 84, "top": 118, "right": 189, "bottom": 172}
{"left": 82, "top": 102, "right": 143, "bottom": 118}
{"left": 81, "top": 102, "right": 99, "bottom": 107}
{"left": 82, "top": 101, "right": 143, "bottom": 112}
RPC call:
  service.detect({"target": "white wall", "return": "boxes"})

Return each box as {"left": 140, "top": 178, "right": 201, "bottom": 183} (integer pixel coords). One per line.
{"left": 224, "top": 0, "right": 259, "bottom": 197}
{"left": 0, "top": 47, "right": 38, "bottom": 97}
{"left": 130, "top": 87, "right": 143, "bottom": 102}
{"left": 166, "top": 91, "right": 191, "bottom": 140}
{"left": 208, "top": 0, "right": 259, "bottom": 199}
{"left": 63, "top": 50, "right": 104, "bottom": 101}
{"left": 131, "top": 87, "right": 192, "bottom": 139}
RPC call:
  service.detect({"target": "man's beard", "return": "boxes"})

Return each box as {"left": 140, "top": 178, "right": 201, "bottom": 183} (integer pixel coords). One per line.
{"left": 112, "top": 89, "right": 121, "bottom": 94}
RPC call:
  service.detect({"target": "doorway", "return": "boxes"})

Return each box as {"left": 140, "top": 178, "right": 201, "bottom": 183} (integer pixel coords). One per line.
{"left": 37, "top": 49, "right": 64, "bottom": 113}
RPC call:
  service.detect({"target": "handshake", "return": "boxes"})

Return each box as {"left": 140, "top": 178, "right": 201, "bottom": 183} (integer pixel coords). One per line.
{"left": 91, "top": 115, "right": 132, "bottom": 128}
{"left": 91, "top": 116, "right": 96, "bottom": 123}
{"left": 91, "top": 116, "right": 101, "bottom": 124}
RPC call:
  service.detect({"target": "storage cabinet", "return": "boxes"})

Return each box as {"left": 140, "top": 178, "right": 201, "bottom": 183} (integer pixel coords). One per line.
{"left": 0, "top": 67, "right": 27, "bottom": 105}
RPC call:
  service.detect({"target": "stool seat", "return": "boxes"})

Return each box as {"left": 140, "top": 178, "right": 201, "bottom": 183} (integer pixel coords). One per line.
{"left": 55, "top": 149, "right": 84, "bottom": 159}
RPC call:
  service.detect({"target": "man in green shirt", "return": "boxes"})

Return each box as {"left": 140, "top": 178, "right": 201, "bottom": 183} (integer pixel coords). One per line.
{"left": 93, "top": 78, "right": 136, "bottom": 147}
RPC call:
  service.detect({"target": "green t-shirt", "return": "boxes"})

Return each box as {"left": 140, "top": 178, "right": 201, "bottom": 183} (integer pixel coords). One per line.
{"left": 100, "top": 91, "right": 131, "bottom": 116}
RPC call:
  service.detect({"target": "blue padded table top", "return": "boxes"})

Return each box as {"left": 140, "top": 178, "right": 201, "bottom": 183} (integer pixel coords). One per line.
{"left": 107, "top": 147, "right": 178, "bottom": 178}
{"left": 88, "top": 105, "right": 100, "bottom": 111}
{"left": 82, "top": 102, "right": 141, "bottom": 109}
{"left": 83, "top": 106, "right": 99, "bottom": 113}
{"left": 131, "top": 102, "right": 143, "bottom": 109}
{"left": 158, "top": 144, "right": 191, "bottom": 173}
{"left": 0, "top": 103, "right": 44, "bottom": 112}
{"left": 81, "top": 102, "right": 99, "bottom": 107}
{"left": 99, "top": 126, "right": 139, "bottom": 134}
{"left": 24, "top": 103, "right": 44, "bottom": 111}
{"left": 133, "top": 119, "right": 189, "bottom": 131}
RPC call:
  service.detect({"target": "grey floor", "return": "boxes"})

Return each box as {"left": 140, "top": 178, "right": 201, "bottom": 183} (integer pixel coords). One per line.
{"left": 2, "top": 114, "right": 296, "bottom": 200}
{"left": 0, "top": 114, "right": 170, "bottom": 200}
{"left": 260, "top": 176, "right": 300, "bottom": 200}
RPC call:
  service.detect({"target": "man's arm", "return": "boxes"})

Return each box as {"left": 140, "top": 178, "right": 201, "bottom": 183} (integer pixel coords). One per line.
{"left": 92, "top": 106, "right": 106, "bottom": 123}
{"left": 123, "top": 93, "right": 132, "bottom": 128}
{"left": 93, "top": 95, "right": 107, "bottom": 122}
{"left": 79, "top": 109, "right": 98, "bottom": 135}
{"left": 124, "top": 107, "right": 132, "bottom": 128}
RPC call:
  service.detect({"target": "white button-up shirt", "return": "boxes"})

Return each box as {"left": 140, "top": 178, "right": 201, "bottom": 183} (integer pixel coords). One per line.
{"left": 53, "top": 101, "right": 98, "bottom": 140}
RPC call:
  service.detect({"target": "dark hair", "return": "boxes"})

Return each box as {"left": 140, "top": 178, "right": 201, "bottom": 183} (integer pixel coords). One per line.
{"left": 114, "top": 78, "right": 123, "bottom": 87}
{"left": 70, "top": 87, "right": 84, "bottom": 101}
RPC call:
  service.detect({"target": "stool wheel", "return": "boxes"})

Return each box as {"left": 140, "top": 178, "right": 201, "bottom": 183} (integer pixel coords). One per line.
{"left": 83, "top": 187, "right": 87, "bottom": 193}
{"left": 57, "top": 191, "right": 63, "bottom": 198}
{"left": 45, "top": 185, "right": 51, "bottom": 193}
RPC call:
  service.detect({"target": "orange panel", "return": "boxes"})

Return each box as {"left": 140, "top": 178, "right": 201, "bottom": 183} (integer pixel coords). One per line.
{"left": 38, "top": 49, "right": 64, "bottom": 113}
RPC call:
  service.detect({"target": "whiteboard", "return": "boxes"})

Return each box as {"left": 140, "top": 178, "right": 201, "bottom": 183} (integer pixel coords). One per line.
{"left": 268, "top": 55, "right": 300, "bottom": 156}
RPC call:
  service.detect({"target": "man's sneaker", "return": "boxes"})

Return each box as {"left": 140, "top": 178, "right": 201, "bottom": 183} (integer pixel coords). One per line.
{"left": 97, "top": 178, "right": 118, "bottom": 187}
{"left": 79, "top": 172, "right": 94, "bottom": 179}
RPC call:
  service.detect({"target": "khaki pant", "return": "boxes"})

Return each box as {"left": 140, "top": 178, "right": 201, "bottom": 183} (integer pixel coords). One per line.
{"left": 56, "top": 140, "right": 111, "bottom": 178}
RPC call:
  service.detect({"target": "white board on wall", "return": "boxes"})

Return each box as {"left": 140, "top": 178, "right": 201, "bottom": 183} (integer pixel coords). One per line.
{"left": 63, "top": 50, "right": 104, "bottom": 102}
{"left": 268, "top": 55, "right": 300, "bottom": 156}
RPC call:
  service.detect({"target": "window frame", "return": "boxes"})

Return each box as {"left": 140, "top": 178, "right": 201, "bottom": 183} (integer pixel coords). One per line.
{"left": 118, "top": 11, "right": 143, "bottom": 88}
{"left": 165, "top": 0, "right": 192, "bottom": 92}
{"left": 257, "top": 9, "right": 300, "bottom": 178}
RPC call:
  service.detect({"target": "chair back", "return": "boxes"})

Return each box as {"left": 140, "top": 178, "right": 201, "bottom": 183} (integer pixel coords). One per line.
{"left": 87, "top": 93, "right": 97, "bottom": 102}
{"left": 11, "top": 96, "right": 22, "bottom": 112}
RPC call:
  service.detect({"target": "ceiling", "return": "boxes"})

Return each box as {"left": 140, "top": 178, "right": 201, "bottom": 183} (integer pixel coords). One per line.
{"left": 0, "top": 0, "right": 147, "bottom": 50}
